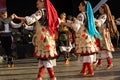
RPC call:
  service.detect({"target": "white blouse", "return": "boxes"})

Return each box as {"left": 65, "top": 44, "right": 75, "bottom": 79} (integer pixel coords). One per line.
{"left": 71, "top": 12, "right": 85, "bottom": 32}
{"left": 25, "top": 9, "right": 44, "bottom": 25}
{"left": 96, "top": 14, "right": 107, "bottom": 27}
{"left": 24, "top": 9, "right": 45, "bottom": 30}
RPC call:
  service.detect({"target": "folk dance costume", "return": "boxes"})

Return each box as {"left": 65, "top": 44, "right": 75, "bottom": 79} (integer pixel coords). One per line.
{"left": 0, "top": 19, "right": 22, "bottom": 68}
{"left": 70, "top": 1, "right": 101, "bottom": 76}
{"left": 58, "top": 18, "right": 72, "bottom": 64}
{"left": 32, "top": 21, "right": 57, "bottom": 80}
{"left": 0, "top": 18, "right": 22, "bottom": 67}
{"left": 95, "top": 4, "right": 115, "bottom": 70}
{"left": 0, "top": 0, "right": 22, "bottom": 68}
{"left": 21, "top": 0, "right": 59, "bottom": 80}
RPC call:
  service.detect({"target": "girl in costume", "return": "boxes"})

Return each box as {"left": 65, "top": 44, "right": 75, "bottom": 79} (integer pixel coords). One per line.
{"left": 15, "top": 0, "right": 59, "bottom": 80}
{"left": 95, "top": 3, "right": 116, "bottom": 70}
{"left": 62, "top": 1, "right": 101, "bottom": 76}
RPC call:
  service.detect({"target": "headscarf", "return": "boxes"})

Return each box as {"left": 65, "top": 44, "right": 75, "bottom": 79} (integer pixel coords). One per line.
{"left": 102, "top": 4, "right": 118, "bottom": 38}
{"left": 45, "top": 0, "right": 59, "bottom": 36}
{"left": 86, "top": 1, "right": 101, "bottom": 39}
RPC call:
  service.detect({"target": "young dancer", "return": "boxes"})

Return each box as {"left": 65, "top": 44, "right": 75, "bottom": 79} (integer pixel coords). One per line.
{"left": 62, "top": 1, "right": 101, "bottom": 76}
{"left": 58, "top": 12, "right": 72, "bottom": 64}
{"left": 95, "top": 3, "right": 116, "bottom": 70}
{"left": 0, "top": 0, "right": 22, "bottom": 68}
{"left": 15, "top": 0, "right": 59, "bottom": 80}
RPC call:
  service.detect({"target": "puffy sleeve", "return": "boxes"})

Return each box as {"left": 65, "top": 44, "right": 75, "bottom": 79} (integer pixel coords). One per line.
{"left": 10, "top": 21, "right": 23, "bottom": 28}
{"left": 25, "top": 10, "right": 42, "bottom": 25}
{"left": 77, "top": 13, "right": 85, "bottom": 23}
{"left": 57, "top": 18, "right": 60, "bottom": 28}
{"left": 71, "top": 13, "right": 84, "bottom": 32}
{"left": 115, "top": 20, "right": 120, "bottom": 25}
{"left": 58, "top": 18, "right": 61, "bottom": 23}
{"left": 96, "top": 14, "right": 107, "bottom": 27}
{"left": 24, "top": 23, "right": 34, "bottom": 31}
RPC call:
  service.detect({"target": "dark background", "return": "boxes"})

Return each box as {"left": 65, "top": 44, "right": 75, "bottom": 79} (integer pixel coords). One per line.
{"left": 3, "top": 0, "right": 119, "bottom": 58}
{"left": 6, "top": 0, "right": 120, "bottom": 18}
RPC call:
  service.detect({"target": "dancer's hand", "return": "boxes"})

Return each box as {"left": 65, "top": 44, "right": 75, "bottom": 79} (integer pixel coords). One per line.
{"left": 13, "top": 14, "right": 18, "bottom": 19}
{"left": 12, "top": 14, "right": 26, "bottom": 22}
{"left": 11, "top": 14, "right": 16, "bottom": 19}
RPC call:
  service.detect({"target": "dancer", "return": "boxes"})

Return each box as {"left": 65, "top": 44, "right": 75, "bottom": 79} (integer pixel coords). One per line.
{"left": 95, "top": 3, "right": 115, "bottom": 70}
{"left": 58, "top": 12, "right": 72, "bottom": 64}
{"left": 0, "top": 0, "right": 22, "bottom": 68}
{"left": 62, "top": 1, "right": 101, "bottom": 76}
{"left": 15, "top": 0, "right": 59, "bottom": 80}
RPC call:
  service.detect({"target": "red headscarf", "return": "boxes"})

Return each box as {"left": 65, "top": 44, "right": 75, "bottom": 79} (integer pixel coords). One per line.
{"left": 45, "top": 0, "right": 59, "bottom": 36}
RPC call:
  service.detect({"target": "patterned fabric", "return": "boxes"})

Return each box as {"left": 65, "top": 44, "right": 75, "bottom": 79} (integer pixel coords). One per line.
{"left": 75, "top": 26, "right": 98, "bottom": 55}
{"left": 96, "top": 14, "right": 114, "bottom": 52}
{"left": 25, "top": 9, "right": 58, "bottom": 60}
{"left": 58, "top": 25, "right": 69, "bottom": 44}
{"left": 58, "top": 24, "right": 72, "bottom": 52}
{"left": 58, "top": 24, "right": 69, "bottom": 32}
{"left": 33, "top": 26, "right": 57, "bottom": 59}
{"left": 58, "top": 32, "right": 69, "bottom": 46}
{"left": 72, "top": 12, "right": 98, "bottom": 56}
{"left": 99, "top": 28, "right": 114, "bottom": 51}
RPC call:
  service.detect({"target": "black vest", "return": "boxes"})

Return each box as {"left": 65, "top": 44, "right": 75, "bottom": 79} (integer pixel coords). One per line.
{"left": 0, "top": 22, "right": 12, "bottom": 32}
{"left": 0, "top": 21, "right": 12, "bottom": 36}
{"left": 38, "top": 9, "right": 47, "bottom": 26}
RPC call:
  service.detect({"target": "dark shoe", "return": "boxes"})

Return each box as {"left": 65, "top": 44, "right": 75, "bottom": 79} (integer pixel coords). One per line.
{"left": 7, "top": 59, "right": 14, "bottom": 68}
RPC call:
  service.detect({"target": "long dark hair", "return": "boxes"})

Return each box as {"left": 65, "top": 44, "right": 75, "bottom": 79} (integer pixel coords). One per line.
{"left": 101, "top": 4, "right": 118, "bottom": 37}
